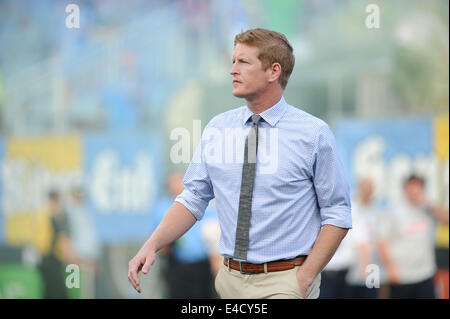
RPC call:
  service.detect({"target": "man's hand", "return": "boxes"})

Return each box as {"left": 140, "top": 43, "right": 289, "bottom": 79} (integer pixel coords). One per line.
{"left": 296, "top": 267, "right": 314, "bottom": 298}
{"left": 128, "top": 242, "right": 156, "bottom": 293}
{"left": 127, "top": 202, "right": 198, "bottom": 293}
{"left": 294, "top": 225, "right": 349, "bottom": 298}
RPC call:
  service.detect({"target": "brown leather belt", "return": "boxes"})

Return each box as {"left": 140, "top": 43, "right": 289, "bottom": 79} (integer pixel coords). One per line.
{"left": 223, "top": 255, "right": 307, "bottom": 274}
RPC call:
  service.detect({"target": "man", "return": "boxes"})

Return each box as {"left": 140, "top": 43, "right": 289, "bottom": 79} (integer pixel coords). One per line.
{"left": 378, "top": 174, "right": 449, "bottom": 299}
{"left": 39, "top": 190, "right": 79, "bottom": 299}
{"left": 128, "top": 28, "right": 352, "bottom": 299}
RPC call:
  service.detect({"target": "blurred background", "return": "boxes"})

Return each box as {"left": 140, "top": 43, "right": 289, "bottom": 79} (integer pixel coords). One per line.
{"left": 0, "top": 0, "right": 448, "bottom": 299}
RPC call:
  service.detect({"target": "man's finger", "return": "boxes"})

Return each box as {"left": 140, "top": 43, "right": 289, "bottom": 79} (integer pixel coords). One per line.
{"left": 141, "top": 257, "right": 152, "bottom": 274}
{"left": 130, "top": 275, "right": 141, "bottom": 293}
{"left": 131, "top": 270, "right": 140, "bottom": 291}
{"left": 128, "top": 263, "right": 140, "bottom": 291}
{"left": 128, "top": 270, "right": 137, "bottom": 289}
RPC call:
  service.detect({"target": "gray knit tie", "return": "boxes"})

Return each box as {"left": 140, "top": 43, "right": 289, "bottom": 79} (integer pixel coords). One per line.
{"left": 233, "top": 114, "right": 262, "bottom": 261}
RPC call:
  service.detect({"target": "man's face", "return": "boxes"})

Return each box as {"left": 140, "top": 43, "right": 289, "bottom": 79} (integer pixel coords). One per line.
{"left": 230, "top": 43, "right": 272, "bottom": 99}
{"left": 49, "top": 198, "right": 61, "bottom": 214}
{"left": 404, "top": 180, "right": 426, "bottom": 206}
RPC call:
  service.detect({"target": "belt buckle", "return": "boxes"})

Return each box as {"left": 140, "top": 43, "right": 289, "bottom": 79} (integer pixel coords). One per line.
{"left": 234, "top": 259, "right": 250, "bottom": 275}
{"left": 239, "top": 261, "right": 246, "bottom": 274}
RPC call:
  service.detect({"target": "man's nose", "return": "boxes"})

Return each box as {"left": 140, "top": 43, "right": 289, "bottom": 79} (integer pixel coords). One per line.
{"left": 230, "top": 63, "right": 238, "bottom": 76}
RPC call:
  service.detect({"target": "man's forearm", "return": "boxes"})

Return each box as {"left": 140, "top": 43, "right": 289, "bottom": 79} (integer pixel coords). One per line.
{"left": 300, "top": 224, "right": 349, "bottom": 280}
{"left": 145, "top": 201, "right": 198, "bottom": 253}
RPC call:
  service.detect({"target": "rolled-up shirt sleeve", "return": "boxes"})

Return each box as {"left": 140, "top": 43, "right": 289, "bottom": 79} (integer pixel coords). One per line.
{"left": 175, "top": 128, "right": 215, "bottom": 221}
{"left": 311, "top": 124, "right": 352, "bottom": 229}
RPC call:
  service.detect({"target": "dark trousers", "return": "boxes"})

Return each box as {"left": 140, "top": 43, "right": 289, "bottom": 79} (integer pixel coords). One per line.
{"left": 319, "top": 269, "right": 350, "bottom": 299}
{"left": 38, "top": 255, "right": 68, "bottom": 299}
{"left": 165, "top": 256, "right": 215, "bottom": 299}
{"left": 390, "top": 277, "right": 436, "bottom": 299}
{"left": 347, "top": 284, "right": 378, "bottom": 299}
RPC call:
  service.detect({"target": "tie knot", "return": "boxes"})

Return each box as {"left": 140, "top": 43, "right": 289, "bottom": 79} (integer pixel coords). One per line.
{"left": 251, "top": 114, "right": 262, "bottom": 125}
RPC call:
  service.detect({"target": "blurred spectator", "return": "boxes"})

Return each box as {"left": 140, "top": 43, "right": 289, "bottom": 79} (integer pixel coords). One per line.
{"left": 319, "top": 230, "right": 353, "bottom": 299}
{"left": 66, "top": 185, "right": 100, "bottom": 298}
{"left": 151, "top": 172, "right": 219, "bottom": 299}
{"left": 378, "top": 174, "right": 449, "bottom": 299}
{"left": 199, "top": 212, "right": 222, "bottom": 277}
{"left": 38, "top": 190, "right": 77, "bottom": 299}
{"left": 345, "top": 177, "right": 385, "bottom": 299}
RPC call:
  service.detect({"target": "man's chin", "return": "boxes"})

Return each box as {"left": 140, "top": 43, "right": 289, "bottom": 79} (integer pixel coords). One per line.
{"left": 232, "top": 90, "right": 247, "bottom": 98}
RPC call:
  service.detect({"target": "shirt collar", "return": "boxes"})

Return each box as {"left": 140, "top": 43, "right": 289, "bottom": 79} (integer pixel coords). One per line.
{"left": 242, "top": 96, "right": 288, "bottom": 127}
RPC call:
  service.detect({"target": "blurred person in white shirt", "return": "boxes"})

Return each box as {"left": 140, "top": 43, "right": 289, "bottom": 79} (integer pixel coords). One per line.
{"left": 345, "top": 177, "right": 386, "bottom": 298}
{"left": 66, "top": 185, "right": 101, "bottom": 298}
{"left": 378, "top": 174, "right": 449, "bottom": 299}
{"left": 320, "top": 229, "right": 353, "bottom": 298}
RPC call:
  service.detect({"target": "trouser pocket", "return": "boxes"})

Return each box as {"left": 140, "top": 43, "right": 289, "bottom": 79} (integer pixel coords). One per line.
{"left": 214, "top": 265, "right": 223, "bottom": 298}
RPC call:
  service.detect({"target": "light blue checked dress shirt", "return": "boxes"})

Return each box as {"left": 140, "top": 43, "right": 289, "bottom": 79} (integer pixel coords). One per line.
{"left": 175, "top": 96, "right": 352, "bottom": 263}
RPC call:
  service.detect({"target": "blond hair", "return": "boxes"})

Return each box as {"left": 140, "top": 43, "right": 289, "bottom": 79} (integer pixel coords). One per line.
{"left": 234, "top": 28, "right": 295, "bottom": 89}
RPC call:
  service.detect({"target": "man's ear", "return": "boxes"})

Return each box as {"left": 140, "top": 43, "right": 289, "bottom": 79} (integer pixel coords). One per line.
{"left": 268, "top": 62, "right": 282, "bottom": 83}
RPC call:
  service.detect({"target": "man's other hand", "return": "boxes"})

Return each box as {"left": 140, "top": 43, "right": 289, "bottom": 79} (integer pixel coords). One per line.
{"left": 127, "top": 242, "right": 156, "bottom": 293}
